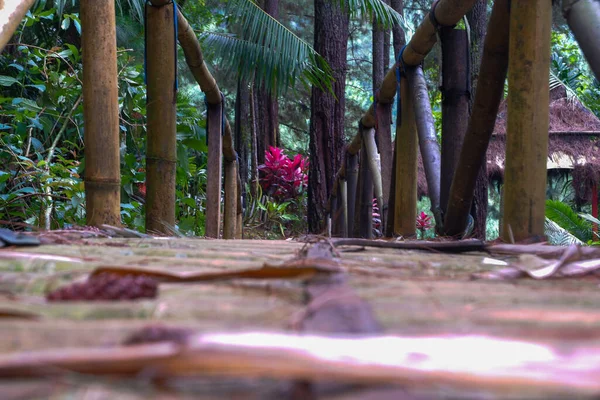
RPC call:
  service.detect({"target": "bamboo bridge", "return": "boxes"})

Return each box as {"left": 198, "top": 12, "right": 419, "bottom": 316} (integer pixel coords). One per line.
{"left": 2, "top": 0, "right": 600, "bottom": 398}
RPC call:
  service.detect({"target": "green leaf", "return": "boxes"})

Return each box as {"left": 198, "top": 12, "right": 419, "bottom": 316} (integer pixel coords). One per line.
{"left": 0, "top": 76, "right": 20, "bottom": 87}
{"left": 545, "top": 199, "right": 592, "bottom": 242}
{"left": 61, "top": 16, "right": 71, "bottom": 30}
{"left": 26, "top": 84, "right": 46, "bottom": 92}
{"left": 181, "top": 138, "right": 208, "bottom": 153}
{"left": 12, "top": 98, "right": 42, "bottom": 112}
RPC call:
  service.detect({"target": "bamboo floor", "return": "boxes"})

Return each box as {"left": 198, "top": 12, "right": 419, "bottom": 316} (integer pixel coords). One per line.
{"left": 1, "top": 236, "right": 599, "bottom": 399}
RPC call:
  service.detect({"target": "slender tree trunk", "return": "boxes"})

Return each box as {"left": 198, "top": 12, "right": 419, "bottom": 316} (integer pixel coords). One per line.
{"left": 467, "top": 0, "right": 488, "bottom": 239}
{"left": 256, "top": 0, "right": 280, "bottom": 164}
{"left": 235, "top": 78, "right": 250, "bottom": 203}
{"left": 308, "top": 0, "right": 349, "bottom": 233}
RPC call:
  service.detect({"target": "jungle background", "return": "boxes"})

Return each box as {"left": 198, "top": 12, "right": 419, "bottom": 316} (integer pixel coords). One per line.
{"left": 1, "top": 0, "right": 599, "bottom": 243}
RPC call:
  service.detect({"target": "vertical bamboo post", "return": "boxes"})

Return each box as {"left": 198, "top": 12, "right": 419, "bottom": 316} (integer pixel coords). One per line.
{"left": 346, "top": 152, "right": 359, "bottom": 237}
{"left": 502, "top": 0, "right": 551, "bottom": 242}
{"left": 223, "top": 159, "right": 237, "bottom": 239}
{"left": 393, "top": 76, "right": 418, "bottom": 237}
{"left": 205, "top": 103, "right": 223, "bottom": 238}
{"left": 339, "top": 178, "right": 348, "bottom": 237}
{"left": 0, "top": 0, "right": 36, "bottom": 51}
{"left": 405, "top": 65, "right": 442, "bottom": 227}
{"left": 443, "top": 0, "right": 510, "bottom": 236}
{"left": 359, "top": 142, "right": 374, "bottom": 239}
{"left": 363, "top": 127, "right": 385, "bottom": 232}
{"left": 146, "top": 0, "right": 177, "bottom": 234}
{"left": 440, "top": 27, "right": 470, "bottom": 215}
{"left": 81, "top": 0, "right": 121, "bottom": 227}
{"left": 236, "top": 167, "right": 244, "bottom": 239}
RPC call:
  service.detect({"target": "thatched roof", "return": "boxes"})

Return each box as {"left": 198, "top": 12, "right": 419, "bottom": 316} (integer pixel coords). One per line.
{"left": 417, "top": 89, "right": 600, "bottom": 200}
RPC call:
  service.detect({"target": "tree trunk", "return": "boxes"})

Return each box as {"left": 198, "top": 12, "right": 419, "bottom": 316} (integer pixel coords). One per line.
{"left": 440, "top": 28, "right": 469, "bottom": 220}
{"left": 255, "top": 0, "right": 280, "bottom": 164}
{"left": 235, "top": 78, "right": 250, "bottom": 204}
{"left": 467, "top": 0, "right": 488, "bottom": 239}
{"left": 308, "top": 0, "right": 349, "bottom": 233}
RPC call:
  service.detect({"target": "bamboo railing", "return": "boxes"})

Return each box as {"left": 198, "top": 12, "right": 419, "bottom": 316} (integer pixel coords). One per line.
{"left": 177, "top": 10, "right": 242, "bottom": 239}
{"left": 0, "top": 0, "right": 36, "bottom": 51}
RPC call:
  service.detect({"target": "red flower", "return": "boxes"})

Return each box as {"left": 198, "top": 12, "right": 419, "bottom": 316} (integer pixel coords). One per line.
{"left": 258, "top": 146, "right": 309, "bottom": 202}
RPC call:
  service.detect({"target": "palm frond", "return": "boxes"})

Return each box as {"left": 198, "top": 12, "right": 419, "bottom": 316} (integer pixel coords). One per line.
{"left": 545, "top": 199, "right": 592, "bottom": 242}
{"left": 344, "top": 0, "right": 409, "bottom": 31}
{"left": 201, "top": 32, "right": 331, "bottom": 96}
{"left": 202, "top": 1, "right": 334, "bottom": 96}
{"left": 549, "top": 70, "right": 579, "bottom": 103}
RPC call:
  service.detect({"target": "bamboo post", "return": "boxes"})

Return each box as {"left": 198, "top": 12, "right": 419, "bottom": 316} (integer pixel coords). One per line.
{"left": 502, "top": 0, "right": 551, "bottom": 242}
{"left": 393, "top": 76, "right": 418, "bottom": 237}
{"left": 405, "top": 65, "right": 442, "bottom": 227}
{"left": 205, "top": 103, "right": 223, "bottom": 238}
{"left": 440, "top": 27, "right": 470, "bottom": 216}
{"left": 375, "top": 101, "right": 393, "bottom": 232}
{"left": 145, "top": 0, "right": 177, "bottom": 234}
{"left": 236, "top": 168, "right": 243, "bottom": 239}
{"left": 443, "top": 0, "right": 510, "bottom": 237}
{"left": 81, "top": 0, "right": 121, "bottom": 227}
{"left": 177, "top": 10, "right": 241, "bottom": 238}
{"left": 346, "top": 152, "right": 359, "bottom": 237}
{"left": 358, "top": 143, "right": 374, "bottom": 239}
{"left": 362, "top": 127, "right": 385, "bottom": 232}
{"left": 563, "top": 0, "right": 600, "bottom": 81}
{"left": 331, "top": 178, "right": 341, "bottom": 237}
{"left": 223, "top": 159, "right": 237, "bottom": 239}
{"left": 340, "top": 178, "right": 349, "bottom": 237}
{"left": 0, "top": 0, "right": 36, "bottom": 51}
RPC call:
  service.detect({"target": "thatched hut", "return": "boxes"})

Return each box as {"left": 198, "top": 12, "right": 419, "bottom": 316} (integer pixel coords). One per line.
{"left": 416, "top": 87, "right": 600, "bottom": 226}
{"left": 487, "top": 88, "right": 600, "bottom": 206}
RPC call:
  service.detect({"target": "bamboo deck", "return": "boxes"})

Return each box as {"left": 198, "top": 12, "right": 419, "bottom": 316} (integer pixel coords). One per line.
{"left": 1, "top": 237, "right": 599, "bottom": 399}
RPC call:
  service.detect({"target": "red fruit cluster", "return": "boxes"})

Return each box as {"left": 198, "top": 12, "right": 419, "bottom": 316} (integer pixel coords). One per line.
{"left": 46, "top": 273, "right": 158, "bottom": 301}
{"left": 258, "top": 146, "right": 309, "bottom": 202}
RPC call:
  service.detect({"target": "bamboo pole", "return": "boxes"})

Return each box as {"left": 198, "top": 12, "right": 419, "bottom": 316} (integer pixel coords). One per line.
{"left": 81, "top": 0, "right": 121, "bottom": 227}
{"left": 405, "top": 65, "right": 442, "bottom": 226}
{"left": 393, "top": 76, "right": 418, "bottom": 237}
{"left": 563, "top": 0, "right": 600, "bottom": 81}
{"left": 340, "top": 178, "right": 348, "bottom": 238}
{"left": 358, "top": 143, "right": 374, "bottom": 239}
{"left": 440, "top": 27, "right": 469, "bottom": 216}
{"left": 346, "top": 152, "right": 359, "bottom": 237}
{"left": 363, "top": 127, "right": 385, "bottom": 232}
{"left": 223, "top": 159, "right": 237, "bottom": 239}
{"left": 145, "top": 1, "right": 177, "bottom": 234}
{"left": 236, "top": 166, "right": 243, "bottom": 239}
{"left": 360, "top": 0, "right": 479, "bottom": 128}
{"left": 177, "top": 10, "right": 241, "bottom": 238}
{"left": 0, "top": 0, "right": 35, "bottom": 51}
{"left": 205, "top": 103, "right": 223, "bottom": 238}
{"left": 443, "top": 0, "right": 510, "bottom": 237}
{"left": 501, "top": 0, "right": 551, "bottom": 242}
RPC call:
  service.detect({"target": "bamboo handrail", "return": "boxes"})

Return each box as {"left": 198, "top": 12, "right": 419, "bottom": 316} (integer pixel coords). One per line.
{"left": 0, "top": 0, "right": 36, "bottom": 51}
{"left": 360, "top": 0, "right": 479, "bottom": 128}
{"left": 563, "top": 0, "right": 600, "bottom": 81}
